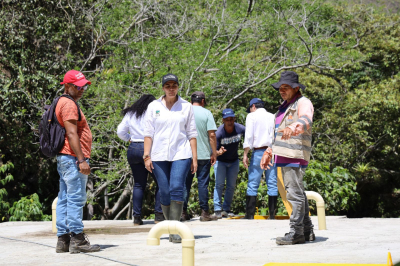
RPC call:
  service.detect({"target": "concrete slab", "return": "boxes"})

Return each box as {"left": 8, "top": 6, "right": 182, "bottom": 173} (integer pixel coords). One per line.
{"left": 0, "top": 216, "right": 399, "bottom": 266}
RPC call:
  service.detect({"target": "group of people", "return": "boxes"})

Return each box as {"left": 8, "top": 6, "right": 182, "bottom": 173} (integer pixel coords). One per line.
{"left": 54, "top": 69, "right": 315, "bottom": 254}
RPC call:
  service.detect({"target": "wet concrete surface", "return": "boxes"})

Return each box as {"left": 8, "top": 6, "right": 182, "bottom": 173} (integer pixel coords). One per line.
{"left": 0, "top": 216, "right": 399, "bottom": 266}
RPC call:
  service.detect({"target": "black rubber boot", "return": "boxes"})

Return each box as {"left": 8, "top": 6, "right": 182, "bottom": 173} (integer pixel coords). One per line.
{"left": 244, "top": 195, "right": 256, "bottom": 219}
{"left": 268, "top": 196, "right": 278, "bottom": 220}
{"left": 169, "top": 200, "right": 184, "bottom": 243}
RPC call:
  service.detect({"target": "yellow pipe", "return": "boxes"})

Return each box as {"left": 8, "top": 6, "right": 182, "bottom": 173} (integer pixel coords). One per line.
{"left": 305, "top": 191, "right": 327, "bottom": 230}
{"left": 147, "top": 221, "right": 195, "bottom": 266}
{"left": 276, "top": 167, "right": 293, "bottom": 215}
{"left": 52, "top": 197, "right": 58, "bottom": 233}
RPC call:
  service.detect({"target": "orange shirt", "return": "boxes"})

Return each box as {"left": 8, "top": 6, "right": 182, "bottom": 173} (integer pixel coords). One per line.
{"left": 55, "top": 96, "right": 92, "bottom": 158}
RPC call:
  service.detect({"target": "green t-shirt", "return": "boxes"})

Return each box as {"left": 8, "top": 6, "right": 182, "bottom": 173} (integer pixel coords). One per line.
{"left": 192, "top": 105, "right": 217, "bottom": 160}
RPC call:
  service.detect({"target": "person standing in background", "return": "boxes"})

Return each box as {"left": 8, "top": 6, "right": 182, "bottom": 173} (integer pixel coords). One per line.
{"left": 183, "top": 91, "right": 218, "bottom": 222}
{"left": 117, "top": 94, "right": 164, "bottom": 226}
{"left": 213, "top": 108, "right": 245, "bottom": 218}
{"left": 243, "top": 98, "right": 278, "bottom": 220}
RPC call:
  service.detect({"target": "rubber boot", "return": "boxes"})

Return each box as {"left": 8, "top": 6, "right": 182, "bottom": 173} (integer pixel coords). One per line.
{"left": 169, "top": 200, "right": 184, "bottom": 243}
{"left": 244, "top": 195, "right": 256, "bottom": 219}
{"left": 268, "top": 196, "right": 278, "bottom": 220}
{"left": 161, "top": 204, "right": 170, "bottom": 220}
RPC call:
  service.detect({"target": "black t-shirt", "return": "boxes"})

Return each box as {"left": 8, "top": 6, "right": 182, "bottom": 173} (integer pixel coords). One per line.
{"left": 216, "top": 123, "right": 245, "bottom": 163}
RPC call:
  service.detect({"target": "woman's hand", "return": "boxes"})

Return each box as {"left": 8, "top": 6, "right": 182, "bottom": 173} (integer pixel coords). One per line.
{"left": 191, "top": 159, "right": 198, "bottom": 174}
{"left": 145, "top": 158, "right": 154, "bottom": 173}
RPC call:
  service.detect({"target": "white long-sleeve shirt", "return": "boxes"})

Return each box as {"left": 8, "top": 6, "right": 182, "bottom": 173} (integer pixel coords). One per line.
{"left": 243, "top": 108, "right": 275, "bottom": 150}
{"left": 144, "top": 96, "right": 197, "bottom": 161}
{"left": 116, "top": 112, "right": 147, "bottom": 142}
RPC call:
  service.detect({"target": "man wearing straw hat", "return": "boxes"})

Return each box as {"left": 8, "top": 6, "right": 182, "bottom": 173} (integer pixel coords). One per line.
{"left": 260, "top": 71, "right": 315, "bottom": 245}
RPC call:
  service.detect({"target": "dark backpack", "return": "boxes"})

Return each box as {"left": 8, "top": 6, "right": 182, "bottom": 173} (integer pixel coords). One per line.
{"left": 39, "top": 95, "right": 81, "bottom": 158}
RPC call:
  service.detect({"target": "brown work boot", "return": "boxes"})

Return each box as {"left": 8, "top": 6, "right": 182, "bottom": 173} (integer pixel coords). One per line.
{"left": 200, "top": 209, "right": 218, "bottom": 222}
{"left": 69, "top": 233, "right": 100, "bottom": 254}
{"left": 56, "top": 234, "right": 70, "bottom": 253}
{"left": 180, "top": 209, "right": 191, "bottom": 222}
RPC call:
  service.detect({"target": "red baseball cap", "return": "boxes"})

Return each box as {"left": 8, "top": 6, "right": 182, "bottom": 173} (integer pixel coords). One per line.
{"left": 60, "top": 70, "right": 91, "bottom": 87}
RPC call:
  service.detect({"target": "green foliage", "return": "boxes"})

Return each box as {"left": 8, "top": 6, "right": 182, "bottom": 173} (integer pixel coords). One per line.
{"left": 0, "top": 160, "right": 14, "bottom": 221}
{"left": 0, "top": 0, "right": 399, "bottom": 221}
{"left": 8, "top": 193, "right": 51, "bottom": 222}
{"left": 305, "top": 161, "right": 360, "bottom": 215}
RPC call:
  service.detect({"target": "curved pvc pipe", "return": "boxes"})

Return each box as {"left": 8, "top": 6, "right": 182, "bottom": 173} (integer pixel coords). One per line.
{"left": 147, "top": 221, "right": 195, "bottom": 266}
{"left": 52, "top": 197, "right": 58, "bottom": 233}
{"left": 305, "top": 191, "right": 327, "bottom": 230}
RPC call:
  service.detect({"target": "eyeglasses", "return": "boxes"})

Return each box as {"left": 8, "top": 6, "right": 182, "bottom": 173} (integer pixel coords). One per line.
{"left": 70, "top": 84, "right": 88, "bottom": 91}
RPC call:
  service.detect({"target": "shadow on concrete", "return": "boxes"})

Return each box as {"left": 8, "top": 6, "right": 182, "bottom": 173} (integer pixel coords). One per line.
{"left": 194, "top": 235, "right": 212, "bottom": 240}
{"left": 99, "top": 244, "right": 119, "bottom": 250}
{"left": 159, "top": 235, "right": 212, "bottom": 240}
{"left": 313, "top": 236, "right": 329, "bottom": 243}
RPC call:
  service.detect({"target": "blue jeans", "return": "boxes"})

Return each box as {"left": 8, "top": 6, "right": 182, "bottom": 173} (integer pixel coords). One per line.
{"left": 127, "top": 142, "right": 161, "bottom": 216}
{"left": 246, "top": 149, "right": 278, "bottom": 196}
{"left": 152, "top": 159, "right": 192, "bottom": 206}
{"left": 56, "top": 154, "right": 88, "bottom": 236}
{"left": 213, "top": 159, "right": 239, "bottom": 211}
{"left": 184, "top": 159, "right": 212, "bottom": 211}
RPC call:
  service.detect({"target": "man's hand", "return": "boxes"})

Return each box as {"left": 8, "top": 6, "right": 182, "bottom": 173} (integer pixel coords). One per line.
{"left": 217, "top": 146, "right": 227, "bottom": 156}
{"left": 243, "top": 154, "right": 249, "bottom": 169}
{"left": 79, "top": 161, "right": 91, "bottom": 175}
{"left": 278, "top": 127, "right": 294, "bottom": 140}
{"left": 260, "top": 147, "right": 273, "bottom": 170}
{"left": 210, "top": 152, "right": 217, "bottom": 166}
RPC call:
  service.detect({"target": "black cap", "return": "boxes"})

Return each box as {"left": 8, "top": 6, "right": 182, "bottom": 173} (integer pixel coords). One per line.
{"left": 162, "top": 73, "right": 179, "bottom": 86}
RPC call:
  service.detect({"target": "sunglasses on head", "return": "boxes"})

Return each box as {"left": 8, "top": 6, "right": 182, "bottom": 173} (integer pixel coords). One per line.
{"left": 70, "top": 84, "right": 88, "bottom": 91}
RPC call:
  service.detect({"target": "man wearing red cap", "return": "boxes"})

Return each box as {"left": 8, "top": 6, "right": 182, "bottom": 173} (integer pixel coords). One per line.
{"left": 55, "top": 70, "right": 100, "bottom": 253}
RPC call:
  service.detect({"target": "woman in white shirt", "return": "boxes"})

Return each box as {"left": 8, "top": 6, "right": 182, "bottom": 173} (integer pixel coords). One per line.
{"left": 144, "top": 74, "right": 198, "bottom": 243}
{"left": 117, "top": 94, "right": 164, "bottom": 226}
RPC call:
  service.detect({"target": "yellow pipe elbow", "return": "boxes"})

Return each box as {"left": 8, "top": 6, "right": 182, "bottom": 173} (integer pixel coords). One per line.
{"left": 305, "top": 191, "right": 327, "bottom": 230}
{"left": 147, "top": 221, "right": 195, "bottom": 266}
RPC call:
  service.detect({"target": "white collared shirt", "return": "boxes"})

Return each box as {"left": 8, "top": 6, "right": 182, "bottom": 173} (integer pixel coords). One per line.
{"left": 243, "top": 108, "right": 275, "bottom": 149}
{"left": 144, "top": 96, "right": 197, "bottom": 161}
{"left": 116, "top": 112, "right": 148, "bottom": 142}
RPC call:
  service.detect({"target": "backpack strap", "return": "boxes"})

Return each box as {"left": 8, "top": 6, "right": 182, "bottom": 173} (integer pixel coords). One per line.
{"left": 59, "top": 94, "right": 82, "bottom": 121}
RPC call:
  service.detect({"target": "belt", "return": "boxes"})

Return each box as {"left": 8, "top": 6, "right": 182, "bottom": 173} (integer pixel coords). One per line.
{"left": 254, "top": 146, "right": 268, "bottom": 150}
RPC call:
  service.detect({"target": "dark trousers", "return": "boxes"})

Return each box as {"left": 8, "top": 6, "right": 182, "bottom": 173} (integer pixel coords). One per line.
{"left": 127, "top": 142, "right": 162, "bottom": 216}
{"left": 184, "top": 159, "right": 212, "bottom": 211}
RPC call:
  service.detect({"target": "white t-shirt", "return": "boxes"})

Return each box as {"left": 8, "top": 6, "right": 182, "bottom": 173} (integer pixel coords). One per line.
{"left": 144, "top": 96, "right": 197, "bottom": 161}
{"left": 243, "top": 108, "right": 275, "bottom": 149}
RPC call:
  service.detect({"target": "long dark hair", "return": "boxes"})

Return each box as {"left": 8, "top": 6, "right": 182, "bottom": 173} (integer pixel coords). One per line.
{"left": 122, "top": 94, "right": 156, "bottom": 119}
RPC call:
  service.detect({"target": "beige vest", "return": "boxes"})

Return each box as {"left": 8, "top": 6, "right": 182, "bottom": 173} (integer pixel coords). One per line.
{"left": 272, "top": 96, "right": 312, "bottom": 162}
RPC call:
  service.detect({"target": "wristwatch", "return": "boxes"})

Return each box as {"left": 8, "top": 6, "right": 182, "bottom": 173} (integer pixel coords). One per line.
{"left": 76, "top": 158, "right": 86, "bottom": 165}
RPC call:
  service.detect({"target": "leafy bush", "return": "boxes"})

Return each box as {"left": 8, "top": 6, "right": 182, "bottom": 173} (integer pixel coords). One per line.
{"left": 304, "top": 160, "right": 360, "bottom": 215}
{"left": 8, "top": 193, "right": 51, "bottom": 221}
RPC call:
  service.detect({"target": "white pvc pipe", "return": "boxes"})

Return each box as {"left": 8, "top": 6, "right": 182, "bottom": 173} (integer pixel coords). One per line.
{"left": 305, "top": 191, "right": 327, "bottom": 230}
{"left": 52, "top": 197, "right": 58, "bottom": 233}
{"left": 147, "top": 221, "right": 195, "bottom": 266}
